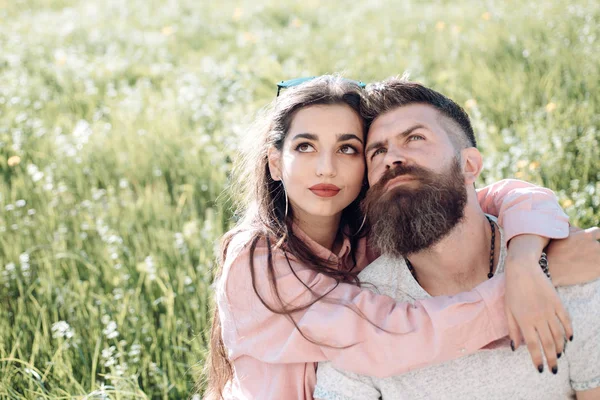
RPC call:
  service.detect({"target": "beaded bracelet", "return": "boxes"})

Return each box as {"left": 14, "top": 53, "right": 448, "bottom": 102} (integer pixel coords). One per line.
{"left": 539, "top": 251, "right": 550, "bottom": 279}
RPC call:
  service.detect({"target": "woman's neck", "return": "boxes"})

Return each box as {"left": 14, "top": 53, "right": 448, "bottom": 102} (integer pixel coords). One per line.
{"left": 293, "top": 211, "right": 342, "bottom": 251}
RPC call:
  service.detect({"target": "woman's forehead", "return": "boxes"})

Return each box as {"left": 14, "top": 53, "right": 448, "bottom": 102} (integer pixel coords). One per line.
{"left": 288, "top": 104, "right": 364, "bottom": 141}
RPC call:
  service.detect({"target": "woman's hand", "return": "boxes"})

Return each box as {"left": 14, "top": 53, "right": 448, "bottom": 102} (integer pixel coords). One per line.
{"left": 546, "top": 226, "right": 600, "bottom": 287}
{"left": 504, "top": 234, "right": 573, "bottom": 375}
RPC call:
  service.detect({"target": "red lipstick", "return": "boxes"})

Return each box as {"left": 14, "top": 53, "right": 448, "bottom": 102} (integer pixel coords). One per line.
{"left": 309, "top": 183, "right": 341, "bottom": 198}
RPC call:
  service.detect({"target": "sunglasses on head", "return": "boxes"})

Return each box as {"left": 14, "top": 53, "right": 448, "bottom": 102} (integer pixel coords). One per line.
{"left": 276, "top": 76, "right": 366, "bottom": 97}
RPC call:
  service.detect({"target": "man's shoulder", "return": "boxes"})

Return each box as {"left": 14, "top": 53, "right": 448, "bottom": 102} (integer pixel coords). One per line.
{"left": 357, "top": 255, "right": 408, "bottom": 297}
{"left": 558, "top": 277, "right": 600, "bottom": 318}
{"left": 557, "top": 278, "right": 600, "bottom": 392}
{"left": 358, "top": 254, "right": 404, "bottom": 280}
{"left": 558, "top": 277, "right": 600, "bottom": 303}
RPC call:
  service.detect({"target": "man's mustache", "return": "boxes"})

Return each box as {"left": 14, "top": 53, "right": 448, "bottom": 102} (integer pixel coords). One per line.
{"left": 372, "top": 164, "right": 432, "bottom": 190}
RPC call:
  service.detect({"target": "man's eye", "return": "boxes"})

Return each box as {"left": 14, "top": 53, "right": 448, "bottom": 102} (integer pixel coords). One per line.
{"left": 371, "top": 147, "right": 387, "bottom": 159}
{"left": 409, "top": 134, "right": 425, "bottom": 141}
{"left": 295, "top": 143, "right": 314, "bottom": 152}
{"left": 339, "top": 145, "right": 358, "bottom": 154}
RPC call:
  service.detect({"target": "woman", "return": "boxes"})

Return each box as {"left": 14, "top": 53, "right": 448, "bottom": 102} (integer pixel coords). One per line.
{"left": 205, "top": 75, "right": 586, "bottom": 399}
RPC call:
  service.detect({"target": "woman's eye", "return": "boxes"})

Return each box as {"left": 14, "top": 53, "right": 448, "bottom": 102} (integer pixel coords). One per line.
{"left": 295, "top": 143, "right": 314, "bottom": 152}
{"left": 339, "top": 145, "right": 358, "bottom": 154}
{"left": 409, "top": 134, "right": 425, "bottom": 141}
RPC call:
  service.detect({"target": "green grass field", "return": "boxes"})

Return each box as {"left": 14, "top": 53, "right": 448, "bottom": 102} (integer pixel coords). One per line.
{"left": 0, "top": 0, "right": 598, "bottom": 398}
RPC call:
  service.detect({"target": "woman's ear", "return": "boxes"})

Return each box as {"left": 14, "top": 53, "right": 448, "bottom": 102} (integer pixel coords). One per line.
{"left": 267, "top": 146, "right": 282, "bottom": 181}
{"left": 461, "top": 147, "right": 483, "bottom": 185}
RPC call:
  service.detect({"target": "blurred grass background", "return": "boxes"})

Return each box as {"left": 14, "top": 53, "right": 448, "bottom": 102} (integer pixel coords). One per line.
{"left": 0, "top": 0, "right": 598, "bottom": 398}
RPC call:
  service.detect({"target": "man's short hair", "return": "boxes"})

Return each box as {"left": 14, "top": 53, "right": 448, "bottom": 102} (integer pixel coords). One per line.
{"left": 363, "top": 77, "right": 477, "bottom": 149}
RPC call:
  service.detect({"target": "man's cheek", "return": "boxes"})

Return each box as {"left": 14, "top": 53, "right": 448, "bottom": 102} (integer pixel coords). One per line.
{"left": 368, "top": 170, "right": 382, "bottom": 186}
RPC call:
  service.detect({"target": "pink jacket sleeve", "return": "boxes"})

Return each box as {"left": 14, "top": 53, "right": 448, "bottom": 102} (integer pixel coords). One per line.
{"left": 476, "top": 179, "right": 569, "bottom": 240}
{"left": 219, "top": 236, "right": 508, "bottom": 378}
{"left": 218, "top": 179, "right": 570, "bottom": 378}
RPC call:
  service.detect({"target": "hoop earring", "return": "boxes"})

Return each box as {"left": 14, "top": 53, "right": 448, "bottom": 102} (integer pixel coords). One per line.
{"left": 353, "top": 215, "right": 367, "bottom": 236}
{"left": 281, "top": 182, "right": 289, "bottom": 219}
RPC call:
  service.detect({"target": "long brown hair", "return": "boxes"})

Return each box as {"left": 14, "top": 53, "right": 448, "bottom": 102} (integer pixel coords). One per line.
{"left": 203, "top": 75, "right": 369, "bottom": 399}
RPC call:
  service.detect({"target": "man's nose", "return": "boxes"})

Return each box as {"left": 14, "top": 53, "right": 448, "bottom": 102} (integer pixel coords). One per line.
{"left": 383, "top": 146, "right": 406, "bottom": 170}
{"left": 316, "top": 153, "right": 336, "bottom": 177}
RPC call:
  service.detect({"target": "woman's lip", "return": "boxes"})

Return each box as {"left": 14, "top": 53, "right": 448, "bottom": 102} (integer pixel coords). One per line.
{"left": 310, "top": 189, "right": 340, "bottom": 198}
{"left": 309, "top": 184, "right": 341, "bottom": 198}
{"left": 309, "top": 183, "right": 341, "bottom": 191}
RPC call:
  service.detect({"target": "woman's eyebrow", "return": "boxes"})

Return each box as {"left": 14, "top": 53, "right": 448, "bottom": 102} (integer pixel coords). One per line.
{"left": 337, "top": 133, "right": 363, "bottom": 144}
{"left": 291, "top": 133, "right": 318, "bottom": 141}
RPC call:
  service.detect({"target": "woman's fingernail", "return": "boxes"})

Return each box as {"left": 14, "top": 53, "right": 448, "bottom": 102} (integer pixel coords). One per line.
{"left": 569, "top": 335, "right": 574, "bottom": 342}
{"left": 552, "top": 366, "right": 558, "bottom": 375}
{"left": 510, "top": 340, "right": 515, "bottom": 352}
{"left": 557, "top": 352, "right": 562, "bottom": 359}
{"left": 538, "top": 365, "right": 544, "bottom": 373}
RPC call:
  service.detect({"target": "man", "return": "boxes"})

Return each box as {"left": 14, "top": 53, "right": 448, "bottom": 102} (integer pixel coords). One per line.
{"left": 313, "top": 79, "right": 600, "bottom": 399}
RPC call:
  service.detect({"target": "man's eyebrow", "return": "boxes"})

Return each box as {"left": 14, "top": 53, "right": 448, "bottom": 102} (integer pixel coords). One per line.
{"left": 337, "top": 133, "right": 363, "bottom": 144}
{"left": 365, "top": 124, "right": 427, "bottom": 155}
{"left": 365, "top": 139, "right": 385, "bottom": 156}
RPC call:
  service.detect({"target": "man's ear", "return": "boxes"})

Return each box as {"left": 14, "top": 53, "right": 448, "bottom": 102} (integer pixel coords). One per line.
{"left": 267, "top": 146, "right": 282, "bottom": 181}
{"left": 461, "top": 147, "right": 483, "bottom": 185}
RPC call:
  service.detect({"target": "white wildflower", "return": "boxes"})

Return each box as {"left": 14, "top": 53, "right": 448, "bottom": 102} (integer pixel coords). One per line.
{"left": 101, "top": 346, "right": 115, "bottom": 359}
{"left": 19, "top": 253, "right": 29, "bottom": 263}
{"left": 128, "top": 344, "right": 142, "bottom": 357}
{"left": 51, "top": 321, "right": 74, "bottom": 339}
{"left": 143, "top": 256, "right": 156, "bottom": 280}
{"left": 27, "top": 164, "right": 44, "bottom": 182}
{"left": 102, "top": 321, "right": 119, "bottom": 339}
{"left": 174, "top": 232, "right": 187, "bottom": 254}
{"left": 72, "top": 120, "right": 93, "bottom": 146}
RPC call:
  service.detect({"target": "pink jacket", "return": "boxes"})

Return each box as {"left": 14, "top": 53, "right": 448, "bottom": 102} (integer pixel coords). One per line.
{"left": 215, "top": 179, "right": 569, "bottom": 399}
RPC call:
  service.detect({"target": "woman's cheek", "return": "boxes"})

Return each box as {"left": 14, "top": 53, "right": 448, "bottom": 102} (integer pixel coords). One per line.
{"left": 346, "top": 158, "right": 366, "bottom": 197}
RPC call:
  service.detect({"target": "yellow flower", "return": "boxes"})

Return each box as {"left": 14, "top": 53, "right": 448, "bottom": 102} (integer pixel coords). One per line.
{"left": 465, "top": 99, "right": 477, "bottom": 109}
{"left": 291, "top": 17, "right": 302, "bottom": 28}
{"left": 515, "top": 171, "right": 524, "bottom": 178}
{"left": 482, "top": 12, "right": 491, "bottom": 21}
{"left": 452, "top": 25, "right": 462, "bottom": 34}
{"left": 561, "top": 199, "right": 573, "bottom": 208}
{"left": 7, "top": 156, "right": 21, "bottom": 167}
{"left": 545, "top": 102, "right": 557, "bottom": 113}
{"left": 232, "top": 7, "right": 242, "bottom": 21}
{"left": 528, "top": 161, "right": 540, "bottom": 171}
{"left": 242, "top": 32, "right": 257, "bottom": 43}
{"left": 435, "top": 21, "right": 446, "bottom": 31}
{"left": 516, "top": 160, "right": 528, "bottom": 169}
{"left": 161, "top": 26, "right": 174, "bottom": 36}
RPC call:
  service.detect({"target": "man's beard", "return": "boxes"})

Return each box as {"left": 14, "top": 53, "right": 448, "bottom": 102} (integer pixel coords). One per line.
{"left": 362, "top": 157, "right": 468, "bottom": 258}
